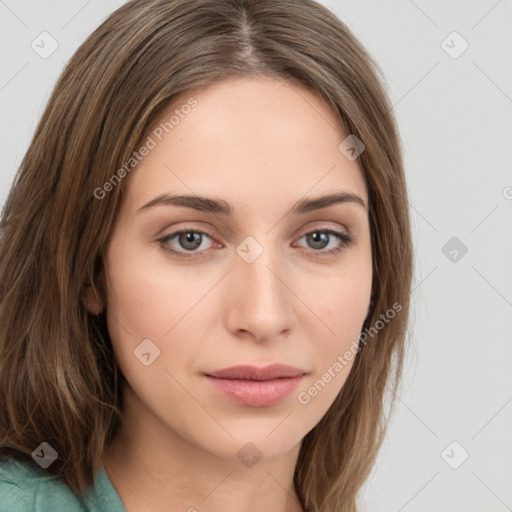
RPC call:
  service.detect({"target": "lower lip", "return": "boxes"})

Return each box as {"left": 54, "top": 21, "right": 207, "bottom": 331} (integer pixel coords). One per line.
{"left": 204, "top": 375, "right": 304, "bottom": 407}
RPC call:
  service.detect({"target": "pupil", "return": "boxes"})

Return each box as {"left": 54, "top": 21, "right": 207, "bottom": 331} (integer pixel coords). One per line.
{"left": 309, "top": 232, "right": 327, "bottom": 249}
{"left": 181, "top": 232, "right": 201, "bottom": 250}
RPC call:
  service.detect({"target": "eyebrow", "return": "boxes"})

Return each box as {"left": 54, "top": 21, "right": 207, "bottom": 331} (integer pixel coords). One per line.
{"left": 137, "top": 191, "right": 368, "bottom": 216}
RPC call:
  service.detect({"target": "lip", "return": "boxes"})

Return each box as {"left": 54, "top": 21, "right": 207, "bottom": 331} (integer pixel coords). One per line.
{"left": 203, "top": 364, "right": 307, "bottom": 408}
{"left": 205, "top": 364, "right": 306, "bottom": 380}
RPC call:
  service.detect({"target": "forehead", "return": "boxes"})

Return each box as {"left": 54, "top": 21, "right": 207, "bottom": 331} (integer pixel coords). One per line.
{"left": 124, "top": 77, "right": 368, "bottom": 214}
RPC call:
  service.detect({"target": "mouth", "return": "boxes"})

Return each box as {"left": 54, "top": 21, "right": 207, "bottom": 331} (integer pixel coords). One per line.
{"left": 205, "top": 363, "right": 306, "bottom": 380}
{"left": 203, "top": 364, "right": 307, "bottom": 407}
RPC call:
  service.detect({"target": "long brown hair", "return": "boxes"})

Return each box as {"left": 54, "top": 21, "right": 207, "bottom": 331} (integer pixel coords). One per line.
{"left": 0, "top": 1, "right": 413, "bottom": 510}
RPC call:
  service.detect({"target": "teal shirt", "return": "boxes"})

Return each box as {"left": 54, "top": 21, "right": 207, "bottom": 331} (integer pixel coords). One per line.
{"left": 0, "top": 458, "right": 126, "bottom": 511}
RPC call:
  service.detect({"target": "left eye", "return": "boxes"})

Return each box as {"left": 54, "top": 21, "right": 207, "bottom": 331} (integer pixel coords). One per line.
{"left": 295, "top": 229, "right": 353, "bottom": 253}
{"left": 157, "top": 228, "right": 353, "bottom": 260}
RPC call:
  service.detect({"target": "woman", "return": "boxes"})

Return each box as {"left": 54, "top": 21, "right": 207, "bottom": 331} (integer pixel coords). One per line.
{"left": 0, "top": 0, "right": 413, "bottom": 511}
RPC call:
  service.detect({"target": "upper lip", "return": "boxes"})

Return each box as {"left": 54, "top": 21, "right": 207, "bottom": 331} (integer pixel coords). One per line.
{"left": 205, "top": 364, "right": 306, "bottom": 381}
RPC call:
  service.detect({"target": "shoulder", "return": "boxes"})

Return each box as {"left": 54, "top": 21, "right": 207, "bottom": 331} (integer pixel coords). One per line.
{"left": 0, "top": 458, "right": 87, "bottom": 512}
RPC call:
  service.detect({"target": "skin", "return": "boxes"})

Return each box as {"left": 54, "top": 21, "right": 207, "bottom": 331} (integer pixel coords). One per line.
{"left": 88, "top": 76, "right": 373, "bottom": 512}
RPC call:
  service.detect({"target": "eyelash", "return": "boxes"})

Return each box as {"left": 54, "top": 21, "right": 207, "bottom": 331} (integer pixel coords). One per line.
{"left": 157, "top": 226, "right": 354, "bottom": 261}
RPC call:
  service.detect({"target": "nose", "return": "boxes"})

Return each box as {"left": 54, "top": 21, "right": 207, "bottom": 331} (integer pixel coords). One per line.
{"left": 224, "top": 249, "right": 296, "bottom": 343}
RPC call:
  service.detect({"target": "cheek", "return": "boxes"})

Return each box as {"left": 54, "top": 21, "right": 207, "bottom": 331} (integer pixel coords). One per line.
{"left": 329, "top": 275, "right": 371, "bottom": 342}
{"left": 103, "top": 232, "right": 216, "bottom": 388}
{"left": 303, "top": 251, "right": 372, "bottom": 382}
{"left": 313, "top": 250, "right": 372, "bottom": 333}
{"left": 104, "top": 231, "right": 202, "bottom": 338}
{"left": 294, "top": 275, "right": 371, "bottom": 414}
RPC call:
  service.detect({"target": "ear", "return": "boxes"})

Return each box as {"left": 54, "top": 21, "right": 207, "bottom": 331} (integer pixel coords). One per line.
{"left": 83, "top": 270, "right": 106, "bottom": 316}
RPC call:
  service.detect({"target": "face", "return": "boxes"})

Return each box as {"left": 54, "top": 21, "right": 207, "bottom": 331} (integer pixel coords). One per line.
{"left": 97, "top": 77, "right": 372, "bottom": 464}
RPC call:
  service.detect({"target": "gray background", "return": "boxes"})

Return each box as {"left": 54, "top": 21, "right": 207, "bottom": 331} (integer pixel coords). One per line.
{"left": 1, "top": 0, "right": 511, "bottom": 510}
